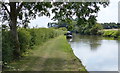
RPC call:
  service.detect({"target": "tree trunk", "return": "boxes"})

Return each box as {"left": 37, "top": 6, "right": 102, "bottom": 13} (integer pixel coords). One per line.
{"left": 9, "top": 2, "right": 21, "bottom": 59}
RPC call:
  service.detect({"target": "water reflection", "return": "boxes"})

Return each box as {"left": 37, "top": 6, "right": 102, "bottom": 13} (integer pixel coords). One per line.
{"left": 72, "top": 34, "right": 103, "bottom": 52}
{"left": 69, "top": 34, "right": 118, "bottom": 71}
{"left": 118, "top": 41, "right": 120, "bottom": 72}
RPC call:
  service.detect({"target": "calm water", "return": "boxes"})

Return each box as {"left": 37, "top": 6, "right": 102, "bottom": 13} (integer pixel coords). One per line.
{"left": 68, "top": 34, "right": 119, "bottom": 71}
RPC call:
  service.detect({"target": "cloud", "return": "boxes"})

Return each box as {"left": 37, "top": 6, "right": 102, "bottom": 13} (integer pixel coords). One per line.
{"left": 97, "top": 0, "right": 119, "bottom": 23}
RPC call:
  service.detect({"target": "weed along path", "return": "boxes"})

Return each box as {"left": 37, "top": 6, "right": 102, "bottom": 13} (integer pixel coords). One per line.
{"left": 8, "top": 35, "right": 86, "bottom": 71}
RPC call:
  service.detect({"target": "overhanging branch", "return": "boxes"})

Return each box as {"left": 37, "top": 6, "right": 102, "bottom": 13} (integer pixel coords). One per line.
{"left": 16, "top": 2, "right": 23, "bottom": 14}
{"left": 2, "top": 3, "right": 10, "bottom": 15}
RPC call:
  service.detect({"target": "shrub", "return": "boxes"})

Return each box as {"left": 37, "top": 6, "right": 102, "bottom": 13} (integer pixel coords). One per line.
{"left": 78, "top": 23, "right": 103, "bottom": 35}
{"left": 28, "top": 28, "right": 63, "bottom": 46}
{"left": 58, "top": 27, "right": 67, "bottom": 31}
{"left": 2, "top": 31, "right": 14, "bottom": 62}
{"left": 18, "top": 28, "right": 31, "bottom": 52}
{"left": 90, "top": 24, "right": 103, "bottom": 35}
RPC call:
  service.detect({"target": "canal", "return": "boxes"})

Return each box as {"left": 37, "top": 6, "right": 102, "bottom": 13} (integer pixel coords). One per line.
{"left": 68, "top": 34, "right": 119, "bottom": 71}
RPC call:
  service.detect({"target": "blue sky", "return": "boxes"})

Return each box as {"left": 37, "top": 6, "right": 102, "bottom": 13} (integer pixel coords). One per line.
{"left": 28, "top": 0, "right": 119, "bottom": 28}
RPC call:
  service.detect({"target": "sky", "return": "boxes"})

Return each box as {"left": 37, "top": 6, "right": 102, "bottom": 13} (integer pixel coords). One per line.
{"left": 0, "top": 0, "right": 119, "bottom": 27}
{"left": 29, "top": 0, "right": 120, "bottom": 28}
{"left": 96, "top": 0, "right": 119, "bottom": 23}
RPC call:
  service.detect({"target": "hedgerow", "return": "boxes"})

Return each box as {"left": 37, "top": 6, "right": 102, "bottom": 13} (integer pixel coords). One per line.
{"left": 2, "top": 31, "right": 14, "bottom": 62}
{"left": 2, "top": 28, "right": 64, "bottom": 63}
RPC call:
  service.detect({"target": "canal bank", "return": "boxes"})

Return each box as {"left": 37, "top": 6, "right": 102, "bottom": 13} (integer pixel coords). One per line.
{"left": 4, "top": 35, "right": 87, "bottom": 71}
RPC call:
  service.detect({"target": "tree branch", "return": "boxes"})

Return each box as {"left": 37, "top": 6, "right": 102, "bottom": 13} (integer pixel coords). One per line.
{"left": 2, "top": 3, "right": 10, "bottom": 15}
{"left": 16, "top": 2, "right": 23, "bottom": 14}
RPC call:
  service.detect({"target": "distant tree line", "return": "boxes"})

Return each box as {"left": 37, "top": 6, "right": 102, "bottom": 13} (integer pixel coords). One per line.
{"left": 48, "top": 21, "right": 120, "bottom": 35}
{"left": 100, "top": 23, "right": 120, "bottom": 29}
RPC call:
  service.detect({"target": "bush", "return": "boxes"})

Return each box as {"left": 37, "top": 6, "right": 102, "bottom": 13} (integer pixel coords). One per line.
{"left": 58, "top": 27, "right": 67, "bottom": 31}
{"left": 18, "top": 28, "right": 31, "bottom": 52}
{"left": 2, "top": 31, "right": 14, "bottom": 62}
{"left": 78, "top": 23, "right": 103, "bottom": 35}
{"left": 90, "top": 24, "right": 103, "bottom": 35}
{"left": 28, "top": 28, "right": 63, "bottom": 46}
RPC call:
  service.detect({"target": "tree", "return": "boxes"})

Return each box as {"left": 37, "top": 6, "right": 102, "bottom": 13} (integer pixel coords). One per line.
{"left": 1, "top": 2, "right": 52, "bottom": 59}
{"left": 1, "top": 1, "right": 109, "bottom": 59}
{"left": 52, "top": 2, "right": 109, "bottom": 25}
{"left": 51, "top": 2, "right": 109, "bottom": 34}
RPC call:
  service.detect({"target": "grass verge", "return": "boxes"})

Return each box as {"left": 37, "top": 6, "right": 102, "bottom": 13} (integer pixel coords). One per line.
{"left": 4, "top": 35, "right": 87, "bottom": 71}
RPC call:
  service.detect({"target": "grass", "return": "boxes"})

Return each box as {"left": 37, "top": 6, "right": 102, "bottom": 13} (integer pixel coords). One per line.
{"left": 102, "top": 29, "right": 120, "bottom": 39}
{"left": 4, "top": 35, "right": 86, "bottom": 71}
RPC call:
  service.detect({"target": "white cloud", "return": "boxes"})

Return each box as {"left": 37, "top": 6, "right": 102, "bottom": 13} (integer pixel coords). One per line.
{"left": 97, "top": 0, "right": 119, "bottom": 23}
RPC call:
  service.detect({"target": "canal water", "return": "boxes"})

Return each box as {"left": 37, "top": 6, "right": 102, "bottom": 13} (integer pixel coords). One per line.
{"left": 68, "top": 34, "right": 119, "bottom": 71}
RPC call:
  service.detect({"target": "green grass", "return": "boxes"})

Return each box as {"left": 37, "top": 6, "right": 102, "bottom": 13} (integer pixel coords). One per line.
{"left": 102, "top": 29, "right": 120, "bottom": 39}
{"left": 4, "top": 35, "right": 86, "bottom": 71}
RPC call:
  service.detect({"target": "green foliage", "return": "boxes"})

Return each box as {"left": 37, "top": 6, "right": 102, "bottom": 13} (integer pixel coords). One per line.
{"left": 102, "top": 30, "right": 120, "bottom": 38}
{"left": 18, "top": 28, "right": 31, "bottom": 52}
{"left": 101, "top": 22, "right": 118, "bottom": 29}
{"left": 58, "top": 27, "right": 67, "bottom": 31}
{"left": 90, "top": 24, "right": 103, "bottom": 35}
{"left": 2, "top": 2, "right": 53, "bottom": 26}
{"left": 2, "top": 28, "right": 63, "bottom": 63}
{"left": 118, "top": 36, "right": 120, "bottom": 40}
{"left": 78, "top": 23, "right": 103, "bottom": 35}
{"left": 2, "top": 2, "right": 109, "bottom": 27}
{"left": 28, "top": 28, "right": 63, "bottom": 46}
{"left": 67, "top": 24, "right": 74, "bottom": 31}
{"left": 52, "top": 2, "right": 109, "bottom": 22}
{"left": 2, "top": 31, "right": 14, "bottom": 62}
